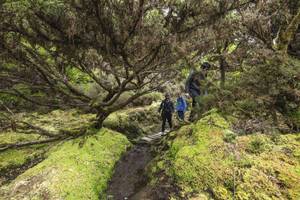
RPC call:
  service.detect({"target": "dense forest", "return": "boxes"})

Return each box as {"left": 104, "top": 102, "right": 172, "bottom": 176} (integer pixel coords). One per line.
{"left": 0, "top": 0, "right": 299, "bottom": 199}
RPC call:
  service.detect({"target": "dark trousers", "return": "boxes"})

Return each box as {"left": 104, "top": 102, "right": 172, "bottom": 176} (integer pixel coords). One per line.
{"left": 177, "top": 111, "right": 185, "bottom": 120}
{"left": 189, "top": 98, "right": 197, "bottom": 121}
{"left": 162, "top": 112, "right": 172, "bottom": 132}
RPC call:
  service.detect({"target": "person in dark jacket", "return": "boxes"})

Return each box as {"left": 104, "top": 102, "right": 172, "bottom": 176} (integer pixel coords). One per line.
{"left": 185, "top": 62, "right": 211, "bottom": 121}
{"left": 158, "top": 93, "right": 174, "bottom": 133}
{"left": 176, "top": 93, "right": 188, "bottom": 121}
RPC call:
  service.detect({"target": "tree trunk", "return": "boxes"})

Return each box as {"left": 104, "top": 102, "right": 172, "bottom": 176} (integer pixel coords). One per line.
{"left": 95, "top": 112, "right": 110, "bottom": 129}
{"left": 219, "top": 56, "right": 226, "bottom": 89}
{"left": 271, "top": 109, "right": 278, "bottom": 127}
{"left": 275, "top": 7, "right": 300, "bottom": 54}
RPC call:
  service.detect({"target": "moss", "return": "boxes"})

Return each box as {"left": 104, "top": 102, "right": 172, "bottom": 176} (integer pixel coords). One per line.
{"left": 0, "top": 149, "right": 29, "bottom": 169}
{"left": 245, "top": 134, "right": 273, "bottom": 154}
{"left": 132, "top": 92, "right": 163, "bottom": 106}
{"left": 151, "top": 112, "right": 233, "bottom": 197}
{"left": 223, "top": 130, "right": 237, "bottom": 143}
{"left": 0, "top": 131, "right": 41, "bottom": 144}
{"left": 104, "top": 102, "right": 161, "bottom": 139}
{"left": 150, "top": 111, "right": 300, "bottom": 199}
{"left": 0, "top": 109, "right": 96, "bottom": 173}
{"left": 22, "top": 109, "right": 95, "bottom": 134}
{"left": 0, "top": 145, "right": 46, "bottom": 172}
{"left": 0, "top": 128, "right": 131, "bottom": 200}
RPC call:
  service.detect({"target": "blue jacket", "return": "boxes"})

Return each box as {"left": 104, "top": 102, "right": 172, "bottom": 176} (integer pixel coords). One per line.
{"left": 176, "top": 97, "right": 187, "bottom": 112}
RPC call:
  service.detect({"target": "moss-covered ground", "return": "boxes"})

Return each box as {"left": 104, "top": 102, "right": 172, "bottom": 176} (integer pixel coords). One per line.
{"left": 149, "top": 110, "right": 300, "bottom": 199}
{"left": 0, "top": 109, "right": 95, "bottom": 176}
{"left": 0, "top": 109, "right": 132, "bottom": 199}
{"left": 0, "top": 128, "right": 131, "bottom": 200}
{"left": 0, "top": 103, "right": 158, "bottom": 181}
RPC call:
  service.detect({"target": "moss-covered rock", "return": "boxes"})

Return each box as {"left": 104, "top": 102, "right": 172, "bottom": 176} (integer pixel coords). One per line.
{"left": 0, "top": 128, "right": 131, "bottom": 200}
{"left": 131, "top": 92, "right": 163, "bottom": 107}
{"left": 150, "top": 111, "right": 300, "bottom": 199}
{"left": 104, "top": 102, "right": 161, "bottom": 140}
{"left": 22, "top": 109, "right": 95, "bottom": 135}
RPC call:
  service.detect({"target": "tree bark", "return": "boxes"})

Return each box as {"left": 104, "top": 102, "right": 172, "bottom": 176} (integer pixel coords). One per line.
{"left": 95, "top": 112, "right": 110, "bottom": 129}
{"left": 219, "top": 56, "right": 227, "bottom": 89}
{"left": 275, "top": 7, "right": 300, "bottom": 54}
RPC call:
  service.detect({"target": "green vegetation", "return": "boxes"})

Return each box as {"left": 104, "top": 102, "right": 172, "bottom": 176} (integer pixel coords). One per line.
{"left": 150, "top": 111, "right": 300, "bottom": 199}
{"left": 0, "top": 145, "right": 46, "bottom": 174}
{"left": 0, "top": 128, "right": 131, "bottom": 200}
{"left": 0, "top": 109, "right": 95, "bottom": 183}
{"left": 0, "top": 1, "right": 299, "bottom": 199}
{"left": 21, "top": 109, "right": 95, "bottom": 134}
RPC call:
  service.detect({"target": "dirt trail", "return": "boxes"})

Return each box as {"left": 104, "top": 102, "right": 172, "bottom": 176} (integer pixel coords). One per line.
{"left": 105, "top": 143, "right": 154, "bottom": 200}
{"left": 104, "top": 129, "right": 179, "bottom": 200}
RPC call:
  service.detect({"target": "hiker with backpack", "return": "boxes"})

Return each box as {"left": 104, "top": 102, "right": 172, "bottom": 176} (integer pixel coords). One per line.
{"left": 158, "top": 93, "right": 174, "bottom": 133}
{"left": 185, "top": 62, "right": 211, "bottom": 121}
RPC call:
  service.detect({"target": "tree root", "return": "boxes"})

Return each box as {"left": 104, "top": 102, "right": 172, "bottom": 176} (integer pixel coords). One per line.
{"left": 0, "top": 129, "right": 87, "bottom": 152}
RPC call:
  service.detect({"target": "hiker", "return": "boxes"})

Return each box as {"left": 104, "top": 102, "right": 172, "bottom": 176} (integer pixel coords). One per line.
{"left": 158, "top": 93, "right": 174, "bottom": 133}
{"left": 176, "top": 92, "right": 188, "bottom": 121}
{"left": 185, "top": 62, "right": 211, "bottom": 121}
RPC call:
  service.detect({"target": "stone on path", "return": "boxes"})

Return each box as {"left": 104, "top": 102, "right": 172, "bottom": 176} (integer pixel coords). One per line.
{"left": 140, "top": 130, "right": 169, "bottom": 143}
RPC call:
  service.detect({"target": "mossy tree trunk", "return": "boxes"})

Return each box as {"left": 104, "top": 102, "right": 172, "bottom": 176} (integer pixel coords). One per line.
{"left": 275, "top": 7, "right": 300, "bottom": 54}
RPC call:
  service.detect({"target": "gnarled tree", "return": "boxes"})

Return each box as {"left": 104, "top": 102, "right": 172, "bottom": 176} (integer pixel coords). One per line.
{"left": 0, "top": 0, "right": 255, "bottom": 129}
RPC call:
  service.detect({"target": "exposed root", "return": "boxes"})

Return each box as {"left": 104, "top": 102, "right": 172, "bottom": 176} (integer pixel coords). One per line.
{"left": 0, "top": 129, "right": 88, "bottom": 152}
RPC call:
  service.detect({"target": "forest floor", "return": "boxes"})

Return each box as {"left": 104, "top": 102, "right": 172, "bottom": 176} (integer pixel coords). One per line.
{"left": 1, "top": 107, "right": 299, "bottom": 199}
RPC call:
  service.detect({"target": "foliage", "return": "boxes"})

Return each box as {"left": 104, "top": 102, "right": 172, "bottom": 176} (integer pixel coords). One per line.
{"left": 1, "top": 0, "right": 214, "bottom": 126}
{"left": 3, "top": 0, "right": 295, "bottom": 127}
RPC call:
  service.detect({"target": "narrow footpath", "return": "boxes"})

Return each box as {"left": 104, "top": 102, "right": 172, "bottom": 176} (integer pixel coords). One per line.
{"left": 105, "top": 132, "right": 168, "bottom": 200}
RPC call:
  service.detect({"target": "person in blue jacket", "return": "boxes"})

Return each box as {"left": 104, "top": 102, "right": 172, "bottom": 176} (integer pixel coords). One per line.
{"left": 176, "top": 93, "right": 188, "bottom": 121}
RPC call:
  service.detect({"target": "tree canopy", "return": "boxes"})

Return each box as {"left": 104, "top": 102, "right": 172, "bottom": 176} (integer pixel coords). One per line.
{"left": 0, "top": 0, "right": 299, "bottom": 128}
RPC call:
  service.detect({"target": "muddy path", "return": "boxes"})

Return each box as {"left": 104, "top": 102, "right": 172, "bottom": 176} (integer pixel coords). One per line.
{"left": 104, "top": 129, "right": 184, "bottom": 200}
{"left": 105, "top": 142, "right": 155, "bottom": 200}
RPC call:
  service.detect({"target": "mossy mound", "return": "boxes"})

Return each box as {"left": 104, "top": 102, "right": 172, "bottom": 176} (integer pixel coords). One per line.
{"left": 0, "top": 128, "right": 131, "bottom": 200}
{"left": 0, "top": 109, "right": 96, "bottom": 177}
{"left": 0, "top": 145, "right": 47, "bottom": 179}
{"left": 0, "top": 131, "right": 41, "bottom": 144}
{"left": 104, "top": 102, "right": 161, "bottom": 140}
{"left": 22, "top": 109, "right": 95, "bottom": 135}
{"left": 150, "top": 111, "right": 300, "bottom": 199}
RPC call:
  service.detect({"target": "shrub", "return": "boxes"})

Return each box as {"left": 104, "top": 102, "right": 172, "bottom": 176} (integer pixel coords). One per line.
{"left": 246, "top": 135, "right": 269, "bottom": 154}
{"left": 223, "top": 130, "right": 237, "bottom": 143}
